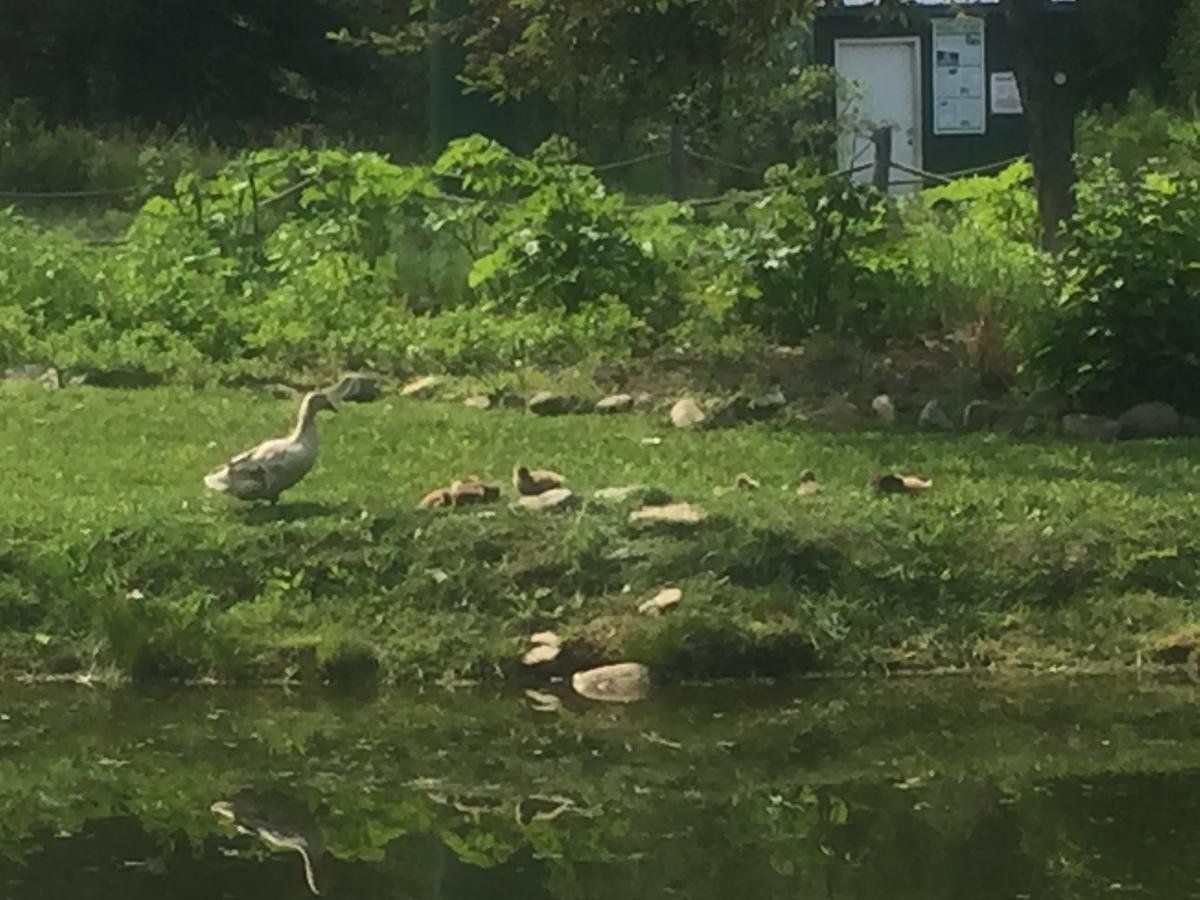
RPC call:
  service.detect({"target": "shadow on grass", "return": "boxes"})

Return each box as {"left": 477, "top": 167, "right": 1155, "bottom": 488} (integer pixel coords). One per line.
{"left": 239, "top": 501, "right": 341, "bottom": 525}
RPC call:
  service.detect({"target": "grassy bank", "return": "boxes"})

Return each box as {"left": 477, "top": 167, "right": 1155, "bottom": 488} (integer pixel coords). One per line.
{"left": 2, "top": 380, "right": 1199, "bottom": 684}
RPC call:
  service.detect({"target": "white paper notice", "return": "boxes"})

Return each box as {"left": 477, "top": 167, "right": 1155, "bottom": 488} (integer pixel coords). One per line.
{"left": 932, "top": 18, "right": 986, "bottom": 135}
{"left": 990, "top": 71, "right": 1023, "bottom": 114}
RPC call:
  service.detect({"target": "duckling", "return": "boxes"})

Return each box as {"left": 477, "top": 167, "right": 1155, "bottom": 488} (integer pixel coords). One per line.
{"left": 796, "top": 469, "right": 821, "bottom": 496}
{"left": 513, "top": 465, "right": 565, "bottom": 497}
{"left": 734, "top": 473, "right": 760, "bottom": 491}
{"left": 203, "top": 392, "right": 337, "bottom": 504}
{"left": 449, "top": 476, "right": 501, "bottom": 506}
{"left": 418, "top": 487, "right": 453, "bottom": 509}
{"left": 871, "top": 473, "right": 933, "bottom": 494}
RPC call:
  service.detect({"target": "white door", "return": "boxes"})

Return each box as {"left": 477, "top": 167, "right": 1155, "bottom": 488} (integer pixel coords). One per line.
{"left": 834, "top": 38, "right": 922, "bottom": 193}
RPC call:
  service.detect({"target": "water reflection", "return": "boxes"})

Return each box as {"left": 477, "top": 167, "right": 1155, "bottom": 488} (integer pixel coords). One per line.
{"left": 211, "top": 788, "right": 325, "bottom": 894}
{"left": 2, "top": 677, "right": 1200, "bottom": 899}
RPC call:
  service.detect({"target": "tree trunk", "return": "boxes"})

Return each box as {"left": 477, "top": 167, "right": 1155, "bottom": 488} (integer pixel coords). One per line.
{"left": 1004, "top": 0, "right": 1077, "bottom": 250}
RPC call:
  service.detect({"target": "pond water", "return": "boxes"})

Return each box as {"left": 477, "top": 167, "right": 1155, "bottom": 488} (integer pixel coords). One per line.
{"left": 3, "top": 676, "right": 1200, "bottom": 899}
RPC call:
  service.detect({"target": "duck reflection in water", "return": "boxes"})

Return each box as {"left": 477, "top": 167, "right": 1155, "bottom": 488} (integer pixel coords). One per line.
{"left": 210, "top": 788, "right": 325, "bottom": 895}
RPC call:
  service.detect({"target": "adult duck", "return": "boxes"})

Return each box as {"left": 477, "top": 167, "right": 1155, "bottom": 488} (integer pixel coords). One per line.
{"left": 203, "top": 392, "right": 337, "bottom": 503}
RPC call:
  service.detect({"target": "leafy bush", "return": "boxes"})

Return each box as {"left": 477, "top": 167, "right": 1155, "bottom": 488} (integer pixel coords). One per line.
{"left": 1029, "top": 158, "right": 1200, "bottom": 410}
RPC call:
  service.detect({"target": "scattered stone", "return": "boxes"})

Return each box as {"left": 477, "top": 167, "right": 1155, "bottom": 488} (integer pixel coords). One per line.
{"left": 528, "top": 391, "right": 573, "bottom": 416}
{"left": 638, "top": 587, "right": 682, "bottom": 616}
{"left": 595, "top": 393, "right": 634, "bottom": 414}
{"left": 522, "top": 643, "right": 562, "bottom": 666}
{"left": 706, "top": 394, "right": 754, "bottom": 427}
{"left": 9, "top": 365, "right": 62, "bottom": 390}
{"left": 571, "top": 662, "right": 652, "bottom": 704}
{"left": 70, "top": 368, "right": 159, "bottom": 389}
{"left": 518, "top": 488, "right": 578, "bottom": 512}
{"left": 871, "top": 394, "right": 895, "bottom": 425}
{"left": 593, "top": 485, "right": 649, "bottom": 503}
{"left": 809, "top": 396, "right": 866, "bottom": 431}
{"left": 748, "top": 385, "right": 787, "bottom": 418}
{"left": 872, "top": 473, "right": 933, "bottom": 494}
{"left": 918, "top": 400, "right": 954, "bottom": 432}
{"left": 463, "top": 394, "right": 492, "bottom": 410}
{"left": 1025, "top": 387, "right": 1070, "bottom": 419}
{"left": 400, "top": 375, "right": 442, "bottom": 399}
{"left": 1116, "top": 401, "right": 1181, "bottom": 439}
{"left": 1060, "top": 413, "right": 1119, "bottom": 441}
{"left": 329, "top": 372, "right": 381, "bottom": 403}
{"left": 629, "top": 502, "right": 707, "bottom": 527}
{"left": 962, "top": 399, "right": 997, "bottom": 432}
{"left": 670, "top": 397, "right": 707, "bottom": 429}
{"left": 524, "top": 689, "right": 563, "bottom": 713}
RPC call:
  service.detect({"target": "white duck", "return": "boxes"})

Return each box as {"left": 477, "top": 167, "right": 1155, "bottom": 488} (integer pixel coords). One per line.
{"left": 203, "top": 391, "right": 337, "bottom": 503}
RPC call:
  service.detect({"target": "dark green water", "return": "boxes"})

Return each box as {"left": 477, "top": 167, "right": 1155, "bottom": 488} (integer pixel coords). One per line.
{"left": 3, "top": 676, "right": 1200, "bottom": 899}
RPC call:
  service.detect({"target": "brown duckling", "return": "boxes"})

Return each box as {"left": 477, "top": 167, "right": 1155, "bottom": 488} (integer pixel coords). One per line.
{"left": 871, "top": 473, "right": 932, "bottom": 494}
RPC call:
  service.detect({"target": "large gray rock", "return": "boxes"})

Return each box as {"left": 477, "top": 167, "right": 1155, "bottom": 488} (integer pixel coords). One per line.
{"left": 670, "top": 397, "right": 707, "bottom": 429}
{"left": 518, "top": 487, "right": 578, "bottom": 512}
{"left": 5, "top": 365, "right": 60, "bottom": 390}
{"left": 400, "top": 375, "right": 442, "bottom": 399}
{"left": 1060, "top": 413, "right": 1119, "bottom": 441}
{"left": 528, "top": 391, "right": 573, "bottom": 416}
{"left": 329, "top": 372, "right": 381, "bottom": 403}
{"left": 595, "top": 393, "right": 634, "bottom": 414}
{"left": 809, "top": 396, "right": 866, "bottom": 431}
{"left": 1116, "top": 401, "right": 1181, "bottom": 439}
{"left": 918, "top": 400, "right": 954, "bottom": 432}
{"left": 571, "top": 662, "right": 652, "bottom": 703}
{"left": 871, "top": 394, "right": 896, "bottom": 425}
{"left": 629, "top": 502, "right": 707, "bottom": 527}
{"left": 962, "top": 400, "right": 997, "bottom": 432}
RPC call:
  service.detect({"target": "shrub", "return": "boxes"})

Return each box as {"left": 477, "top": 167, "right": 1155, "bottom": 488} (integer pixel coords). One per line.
{"left": 1028, "top": 158, "right": 1200, "bottom": 411}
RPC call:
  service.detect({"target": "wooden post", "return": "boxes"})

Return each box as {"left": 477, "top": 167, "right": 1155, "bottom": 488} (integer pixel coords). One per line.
{"left": 872, "top": 126, "right": 892, "bottom": 194}
{"left": 669, "top": 118, "right": 685, "bottom": 201}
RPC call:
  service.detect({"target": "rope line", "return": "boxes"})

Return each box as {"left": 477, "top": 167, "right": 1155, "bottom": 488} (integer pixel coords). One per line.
{"left": 0, "top": 185, "right": 141, "bottom": 199}
{"left": 593, "top": 150, "right": 671, "bottom": 172}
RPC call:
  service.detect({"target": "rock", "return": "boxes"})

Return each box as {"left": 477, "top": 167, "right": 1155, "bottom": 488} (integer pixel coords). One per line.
{"left": 1116, "top": 401, "right": 1181, "bottom": 439}
{"left": 18, "top": 366, "right": 61, "bottom": 390}
{"left": 522, "top": 643, "right": 561, "bottom": 666}
{"left": 670, "top": 397, "right": 707, "bottom": 429}
{"left": 871, "top": 394, "right": 895, "bottom": 425}
{"left": 463, "top": 394, "right": 492, "bottom": 410}
{"left": 706, "top": 394, "right": 754, "bottom": 427}
{"left": 401, "top": 375, "right": 442, "bottom": 399}
{"left": 629, "top": 502, "right": 707, "bottom": 527}
{"left": 1025, "top": 387, "right": 1070, "bottom": 419}
{"left": 1060, "top": 413, "right": 1119, "bottom": 441}
{"left": 638, "top": 587, "right": 682, "bottom": 616}
{"left": 992, "top": 409, "right": 1043, "bottom": 436}
{"left": 528, "top": 391, "right": 573, "bottom": 416}
{"left": 518, "top": 488, "right": 578, "bottom": 512}
{"left": 329, "top": 372, "right": 381, "bottom": 403}
{"left": 809, "top": 396, "right": 866, "bottom": 431}
{"left": 962, "top": 400, "right": 997, "bottom": 432}
{"left": 748, "top": 385, "right": 787, "bottom": 419}
{"left": 70, "top": 368, "right": 158, "bottom": 389}
{"left": 571, "top": 662, "right": 652, "bottom": 704}
{"left": 918, "top": 400, "right": 954, "bottom": 432}
{"left": 595, "top": 393, "right": 634, "bottom": 414}
{"left": 524, "top": 689, "right": 563, "bottom": 713}
{"left": 593, "top": 485, "right": 649, "bottom": 503}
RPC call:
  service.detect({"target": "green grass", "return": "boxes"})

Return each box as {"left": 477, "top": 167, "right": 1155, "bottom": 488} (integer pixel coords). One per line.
{"left": 2, "top": 379, "right": 1200, "bottom": 684}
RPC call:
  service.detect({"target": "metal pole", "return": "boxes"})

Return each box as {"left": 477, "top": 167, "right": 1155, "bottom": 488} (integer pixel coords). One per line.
{"left": 872, "top": 126, "right": 893, "bottom": 194}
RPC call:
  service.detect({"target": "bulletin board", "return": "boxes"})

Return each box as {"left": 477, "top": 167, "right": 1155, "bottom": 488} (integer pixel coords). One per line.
{"left": 932, "top": 18, "right": 986, "bottom": 135}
